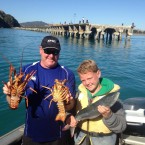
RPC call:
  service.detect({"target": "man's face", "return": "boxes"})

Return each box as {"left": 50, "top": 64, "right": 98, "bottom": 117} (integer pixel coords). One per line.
{"left": 79, "top": 71, "right": 101, "bottom": 93}
{"left": 40, "top": 47, "right": 60, "bottom": 68}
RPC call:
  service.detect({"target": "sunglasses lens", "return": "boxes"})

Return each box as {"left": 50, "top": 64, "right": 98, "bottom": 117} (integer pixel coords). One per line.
{"left": 44, "top": 49, "right": 59, "bottom": 55}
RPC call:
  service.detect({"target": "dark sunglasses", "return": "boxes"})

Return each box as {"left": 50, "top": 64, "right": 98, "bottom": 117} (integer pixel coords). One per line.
{"left": 43, "top": 49, "right": 60, "bottom": 55}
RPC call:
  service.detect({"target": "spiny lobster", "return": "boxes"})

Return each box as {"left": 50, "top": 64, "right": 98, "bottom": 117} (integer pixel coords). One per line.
{"left": 1, "top": 49, "right": 37, "bottom": 109}
{"left": 42, "top": 79, "right": 71, "bottom": 122}
{"left": 4, "top": 65, "right": 37, "bottom": 109}
{"left": 3, "top": 64, "right": 37, "bottom": 109}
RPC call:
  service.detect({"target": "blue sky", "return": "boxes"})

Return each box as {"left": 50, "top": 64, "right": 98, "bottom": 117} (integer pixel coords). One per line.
{"left": 0, "top": 0, "right": 145, "bottom": 30}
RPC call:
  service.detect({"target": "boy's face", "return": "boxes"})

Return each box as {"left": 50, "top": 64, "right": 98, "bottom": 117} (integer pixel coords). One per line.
{"left": 79, "top": 70, "right": 101, "bottom": 93}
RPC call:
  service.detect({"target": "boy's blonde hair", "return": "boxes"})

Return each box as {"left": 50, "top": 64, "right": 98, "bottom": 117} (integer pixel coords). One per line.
{"left": 77, "top": 60, "right": 99, "bottom": 74}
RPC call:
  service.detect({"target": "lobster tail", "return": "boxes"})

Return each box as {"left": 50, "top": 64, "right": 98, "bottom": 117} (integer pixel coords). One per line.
{"left": 55, "top": 101, "right": 66, "bottom": 122}
{"left": 55, "top": 113, "right": 66, "bottom": 122}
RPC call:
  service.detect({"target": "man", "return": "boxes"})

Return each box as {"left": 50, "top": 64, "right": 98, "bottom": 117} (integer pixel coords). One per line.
{"left": 68, "top": 60, "right": 126, "bottom": 145}
{"left": 3, "top": 36, "right": 76, "bottom": 145}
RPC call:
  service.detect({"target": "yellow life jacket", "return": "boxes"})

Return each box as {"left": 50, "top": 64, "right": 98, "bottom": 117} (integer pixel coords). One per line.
{"left": 76, "top": 83, "right": 120, "bottom": 133}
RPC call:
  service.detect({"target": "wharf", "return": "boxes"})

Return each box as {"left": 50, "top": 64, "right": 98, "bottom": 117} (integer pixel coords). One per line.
{"left": 17, "top": 22, "right": 135, "bottom": 41}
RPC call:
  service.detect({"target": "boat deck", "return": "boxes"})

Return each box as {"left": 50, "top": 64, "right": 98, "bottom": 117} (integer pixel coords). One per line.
{"left": 123, "top": 134, "right": 145, "bottom": 145}
{"left": 1, "top": 125, "right": 145, "bottom": 145}
{"left": 0, "top": 125, "right": 24, "bottom": 145}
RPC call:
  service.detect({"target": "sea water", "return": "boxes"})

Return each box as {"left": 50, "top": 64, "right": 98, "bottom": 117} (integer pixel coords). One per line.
{"left": 0, "top": 28, "right": 145, "bottom": 136}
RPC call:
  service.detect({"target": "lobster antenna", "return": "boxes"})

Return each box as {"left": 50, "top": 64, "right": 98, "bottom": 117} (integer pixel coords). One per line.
{"left": 20, "top": 46, "right": 25, "bottom": 73}
{"left": 19, "top": 43, "right": 31, "bottom": 73}
{"left": 0, "top": 52, "right": 13, "bottom": 66}
{"left": 0, "top": 53, "right": 15, "bottom": 83}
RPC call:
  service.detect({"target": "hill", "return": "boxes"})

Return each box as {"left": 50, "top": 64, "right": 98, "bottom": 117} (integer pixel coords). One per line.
{"left": 0, "top": 10, "right": 20, "bottom": 28}
{"left": 20, "top": 21, "right": 48, "bottom": 27}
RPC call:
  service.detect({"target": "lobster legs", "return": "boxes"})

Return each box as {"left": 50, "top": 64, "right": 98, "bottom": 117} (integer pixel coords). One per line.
{"left": 42, "top": 79, "right": 71, "bottom": 122}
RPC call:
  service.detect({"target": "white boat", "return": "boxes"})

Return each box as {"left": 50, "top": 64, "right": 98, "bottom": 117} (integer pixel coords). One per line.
{"left": 0, "top": 125, "right": 24, "bottom": 145}
{"left": 122, "top": 97, "right": 145, "bottom": 145}
{"left": 1, "top": 97, "right": 145, "bottom": 145}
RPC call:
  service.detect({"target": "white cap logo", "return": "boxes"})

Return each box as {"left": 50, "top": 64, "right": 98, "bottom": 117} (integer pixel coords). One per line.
{"left": 47, "top": 40, "right": 56, "bottom": 43}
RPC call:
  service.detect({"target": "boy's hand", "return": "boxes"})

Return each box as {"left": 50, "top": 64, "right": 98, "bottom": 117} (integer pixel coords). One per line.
{"left": 98, "top": 105, "right": 112, "bottom": 119}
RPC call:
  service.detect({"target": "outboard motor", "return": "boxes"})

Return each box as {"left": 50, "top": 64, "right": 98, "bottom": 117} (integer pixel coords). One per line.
{"left": 123, "top": 97, "right": 145, "bottom": 136}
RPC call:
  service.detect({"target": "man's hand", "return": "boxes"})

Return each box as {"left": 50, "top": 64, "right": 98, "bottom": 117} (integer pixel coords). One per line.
{"left": 64, "top": 98, "right": 75, "bottom": 111}
{"left": 3, "top": 82, "right": 10, "bottom": 95}
{"left": 64, "top": 91, "right": 75, "bottom": 111}
{"left": 2, "top": 82, "right": 11, "bottom": 104}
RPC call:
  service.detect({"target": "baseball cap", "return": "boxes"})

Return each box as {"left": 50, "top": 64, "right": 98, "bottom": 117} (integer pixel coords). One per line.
{"left": 41, "top": 36, "right": 61, "bottom": 50}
